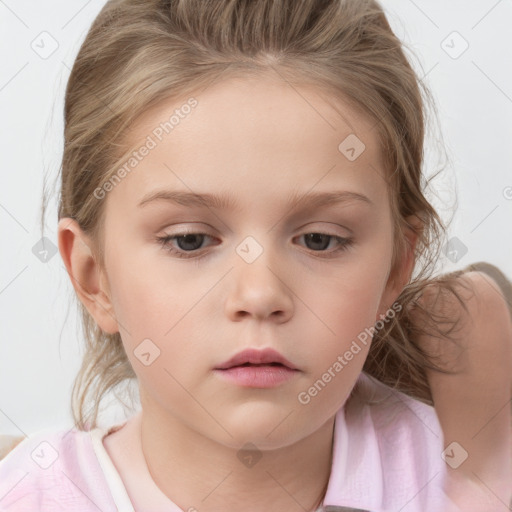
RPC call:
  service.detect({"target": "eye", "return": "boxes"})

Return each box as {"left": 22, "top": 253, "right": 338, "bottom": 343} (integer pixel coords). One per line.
{"left": 295, "top": 233, "right": 354, "bottom": 257}
{"left": 156, "top": 231, "right": 354, "bottom": 260}
{"left": 155, "top": 232, "right": 215, "bottom": 259}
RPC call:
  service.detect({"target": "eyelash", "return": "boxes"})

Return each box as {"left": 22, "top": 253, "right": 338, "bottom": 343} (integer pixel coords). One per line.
{"left": 155, "top": 231, "right": 354, "bottom": 260}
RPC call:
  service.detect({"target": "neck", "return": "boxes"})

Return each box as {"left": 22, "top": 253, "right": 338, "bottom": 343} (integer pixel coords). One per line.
{"left": 139, "top": 409, "right": 335, "bottom": 512}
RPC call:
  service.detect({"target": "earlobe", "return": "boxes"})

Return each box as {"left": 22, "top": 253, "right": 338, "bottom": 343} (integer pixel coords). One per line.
{"left": 57, "top": 218, "right": 119, "bottom": 334}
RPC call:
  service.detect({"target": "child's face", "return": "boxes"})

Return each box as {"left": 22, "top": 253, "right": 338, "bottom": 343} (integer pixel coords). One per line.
{"left": 90, "top": 75, "right": 406, "bottom": 447}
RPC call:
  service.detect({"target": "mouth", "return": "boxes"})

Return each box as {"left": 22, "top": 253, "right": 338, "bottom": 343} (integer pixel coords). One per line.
{"left": 214, "top": 348, "right": 299, "bottom": 371}
{"left": 213, "top": 362, "right": 298, "bottom": 388}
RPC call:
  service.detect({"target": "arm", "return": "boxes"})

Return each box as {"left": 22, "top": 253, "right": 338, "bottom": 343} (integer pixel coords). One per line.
{"left": 412, "top": 269, "right": 512, "bottom": 510}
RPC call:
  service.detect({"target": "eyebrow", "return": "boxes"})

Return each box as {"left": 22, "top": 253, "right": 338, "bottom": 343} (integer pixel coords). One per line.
{"left": 138, "top": 189, "right": 373, "bottom": 211}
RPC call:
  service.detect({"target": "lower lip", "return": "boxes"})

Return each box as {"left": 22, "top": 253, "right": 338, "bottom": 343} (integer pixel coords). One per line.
{"left": 213, "top": 365, "right": 298, "bottom": 388}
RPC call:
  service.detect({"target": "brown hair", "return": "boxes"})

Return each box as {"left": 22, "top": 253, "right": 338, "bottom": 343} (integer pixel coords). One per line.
{"left": 43, "top": 0, "right": 472, "bottom": 430}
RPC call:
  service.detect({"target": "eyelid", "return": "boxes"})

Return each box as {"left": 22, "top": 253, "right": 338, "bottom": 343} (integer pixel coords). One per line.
{"left": 295, "top": 220, "right": 353, "bottom": 236}
{"left": 158, "top": 224, "right": 349, "bottom": 243}
{"left": 155, "top": 228, "right": 354, "bottom": 260}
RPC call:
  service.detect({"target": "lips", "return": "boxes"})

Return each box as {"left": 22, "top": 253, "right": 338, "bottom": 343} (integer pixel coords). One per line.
{"left": 214, "top": 348, "right": 298, "bottom": 371}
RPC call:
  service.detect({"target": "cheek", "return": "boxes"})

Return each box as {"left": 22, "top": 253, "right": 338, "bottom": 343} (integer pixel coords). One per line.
{"left": 104, "top": 247, "right": 220, "bottom": 377}
{"left": 298, "top": 255, "right": 391, "bottom": 370}
{"left": 304, "top": 286, "right": 379, "bottom": 378}
{"left": 103, "top": 253, "right": 183, "bottom": 359}
{"left": 310, "top": 265, "right": 388, "bottom": 334}
{"left": 105, "top": 232, "right": 196, "bottom": 330}
{"left": 292, "top": 274, "right": 385, "bottom": 415}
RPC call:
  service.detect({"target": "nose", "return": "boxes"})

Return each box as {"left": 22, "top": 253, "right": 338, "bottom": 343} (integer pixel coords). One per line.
{"left": 224, "top": 246, "right": 294, "bottom": 323}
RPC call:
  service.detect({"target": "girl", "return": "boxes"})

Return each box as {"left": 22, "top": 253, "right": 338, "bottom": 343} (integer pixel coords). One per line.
{"left": 0, "top": 0, "right": 510, "bottom": 511}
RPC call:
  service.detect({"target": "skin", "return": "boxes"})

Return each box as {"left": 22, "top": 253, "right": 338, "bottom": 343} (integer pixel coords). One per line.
{"left": 414, "top": 271, "right": 512, "bottom": 510}
{"left": 57, "top": 74, "right": 419, "bottom": 512}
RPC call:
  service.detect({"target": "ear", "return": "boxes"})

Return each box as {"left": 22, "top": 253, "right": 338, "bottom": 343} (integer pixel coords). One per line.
{"left": 57, "top": 218, "right": 119, "bottom": 334}
{"left": 376, "top": 214, "right": 422, "bottom": 321}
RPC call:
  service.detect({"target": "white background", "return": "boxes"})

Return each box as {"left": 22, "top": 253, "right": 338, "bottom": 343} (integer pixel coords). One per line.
{"left": 1, "top": 0, "right": 511, "bottom": 435}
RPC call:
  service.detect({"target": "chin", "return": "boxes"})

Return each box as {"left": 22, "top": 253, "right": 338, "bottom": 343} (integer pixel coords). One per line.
{"left": 213, "top": 411, "right": 316, "bottom": 451}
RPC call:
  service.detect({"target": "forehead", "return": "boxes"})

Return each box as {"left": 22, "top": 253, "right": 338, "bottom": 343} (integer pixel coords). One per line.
{"left": 107, "top": 74, "right": 388, "bottom": 211}
{"left": 129, "top": 73, "right": 381, "bottom": 154}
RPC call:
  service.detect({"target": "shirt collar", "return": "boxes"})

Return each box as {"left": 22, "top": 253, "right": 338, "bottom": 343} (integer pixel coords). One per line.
{"left": 319, "top": 376, "right": 379, "bottom": 512}
{"left": 319, "top": 372, "right": 447, "bottom": 512}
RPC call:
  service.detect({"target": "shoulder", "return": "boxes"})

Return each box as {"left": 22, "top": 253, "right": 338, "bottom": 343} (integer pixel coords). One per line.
{"left": 455, "top": 269, "right": 512, "bottom": 346}
{"left": 0, "top": 425, "right": 112, "bottom": 511}
{"left": 416, "top": 269, "right": 511, "bottom": 336}
{"left": 411, "top": 269, "right": 512, "bottom": 375}
{"left": 417, "top": 268, "right": 512, "bottom": 385}
{"left": 0, "top": 436, "right": 25, "bottom": 461}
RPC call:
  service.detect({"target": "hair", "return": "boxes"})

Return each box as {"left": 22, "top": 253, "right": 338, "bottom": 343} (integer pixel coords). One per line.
{"left": 42, "top": 0, "right": 477, "bottom": 430}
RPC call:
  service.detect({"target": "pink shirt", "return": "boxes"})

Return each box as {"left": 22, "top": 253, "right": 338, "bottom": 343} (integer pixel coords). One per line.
{"left": 0, "top": 372, "right": 456, "bottom": 511}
